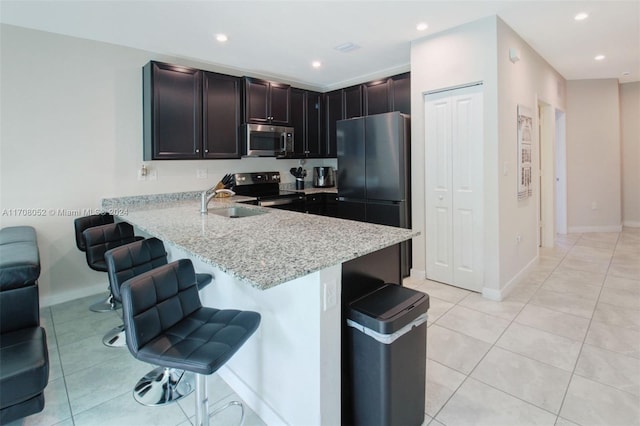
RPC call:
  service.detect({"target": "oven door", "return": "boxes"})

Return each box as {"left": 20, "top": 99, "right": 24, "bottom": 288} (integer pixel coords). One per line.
{"left": 259, "top": 195, "right": 306, "bottom": 212}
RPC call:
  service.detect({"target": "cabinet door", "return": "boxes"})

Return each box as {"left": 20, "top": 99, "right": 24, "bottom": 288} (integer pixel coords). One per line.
{"left": 143, "top": 61, "right": 202, "bottom": 160}
{"left": 269, "top": 82, "right": 291, "bottom": 124}
{"left": 290, "top": 88, "right": 306, "bottom": 157}
{"left": 325, "top": 90, "right": 343, "bottom": 158}
{"left": 244, "top": 77, "right": 270, "bottom": 123}
{"left": 203, "top": 72, "right": 242, "bottom": 159}
{"left": 336, "top": 200, "right": 366, "bottom": 221}
{"left": 391, "top": 73, "right": 411, "bottom": 114}
{"left": 343, "top": 85, "right": 363, "bottom": 119}
{"left": 364, "top": 79, "right": 391, "bottom": 115}
{"left": 306, "top": 91, "right": 323, "bottom": 157}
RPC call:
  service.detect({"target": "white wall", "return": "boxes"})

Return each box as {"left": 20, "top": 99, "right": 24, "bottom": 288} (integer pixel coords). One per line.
{"left": 566, "top": 79, "right": 622, "bottom": 232}
{"left": 411, "top": 16, "right": 566, "bottom": 298}
{"left": 495, "top": 19, "right": 566, "bottom": 293}
{"left": 410, "top": 16, "right": 500, "bottom": 294}
{"left": 620, "top": 82, "right": 640, "bottom": 227}
{"left": 0, "top": 24, "right": 335, "bottom": 306}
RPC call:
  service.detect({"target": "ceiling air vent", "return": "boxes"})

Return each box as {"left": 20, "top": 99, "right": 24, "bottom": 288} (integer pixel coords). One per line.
{"left": 334, "top": 42, "right": 361, "bottom": 53}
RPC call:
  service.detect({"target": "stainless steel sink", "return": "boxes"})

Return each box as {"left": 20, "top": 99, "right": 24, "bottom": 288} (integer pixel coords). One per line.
{"left": 208, "top": 206, "right": 268, "bottom": 218}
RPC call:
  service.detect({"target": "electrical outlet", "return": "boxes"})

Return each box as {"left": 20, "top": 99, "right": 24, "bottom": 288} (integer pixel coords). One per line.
{"left": 137, "top": 170, "right": 147, "bottom": 181}
{"left": 197, "top": 169, "right": 208, "bottom": 179}
{"left": 516, "top": 234, "right": 522, "bottom": 243}
{"left": 148, "top": 170, "right": 157, "bottom": 181}
{"left": 323, "top": 280, "right": 337, "bottom": 311}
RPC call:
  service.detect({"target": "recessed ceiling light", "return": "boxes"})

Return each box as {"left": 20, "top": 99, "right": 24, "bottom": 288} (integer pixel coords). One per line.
{"left": 594, "top": 54, "right": 605, "bottom": 61}
{"left": 312, "top": 61, "right": 322, "bottom": 69}
{"left": 215, "top": 34, "right": 228, "bottom": 42}
{"left": 574, "top": 12, "right": 589, "bottom": 21}
{"left": 416, "top": 22, "right": 428, "bottom": 31}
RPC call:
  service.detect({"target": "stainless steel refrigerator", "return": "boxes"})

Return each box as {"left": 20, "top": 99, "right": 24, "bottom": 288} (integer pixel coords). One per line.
{"left": 336, "top": 111, "right": 411, "bottom": 277}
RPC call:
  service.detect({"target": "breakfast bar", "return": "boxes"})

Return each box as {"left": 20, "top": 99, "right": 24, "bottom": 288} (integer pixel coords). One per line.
{"left": 102, "top": 192, "right": 418, "bottom": 425}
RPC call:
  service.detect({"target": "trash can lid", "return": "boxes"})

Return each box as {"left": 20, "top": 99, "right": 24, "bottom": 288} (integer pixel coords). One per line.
{"left": 348, "top": 284, "right": 429, "bottom": 334}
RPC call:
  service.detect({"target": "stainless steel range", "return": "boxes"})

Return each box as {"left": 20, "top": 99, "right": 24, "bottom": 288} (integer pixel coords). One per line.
{"left": 234, "top": 172, "right": 306, "bottom": 212}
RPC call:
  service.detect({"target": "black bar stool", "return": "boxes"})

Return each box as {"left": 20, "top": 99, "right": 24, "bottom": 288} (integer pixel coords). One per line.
{"left": 121, "top": 259, "right": 260, "bottom": 425}
{"left": 74, "top": 214, "right": 118, "bottom": 312}
{"left": 81, "top": 222, "right": 143, "bottom": 312}
{"left": 103, "top": 237, "right": 212, "bottom": 349}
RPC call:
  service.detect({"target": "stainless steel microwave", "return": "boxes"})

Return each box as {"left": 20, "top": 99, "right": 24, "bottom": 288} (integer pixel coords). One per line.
{"left": 242, "top": 123, "right": 294, "bottom": 157}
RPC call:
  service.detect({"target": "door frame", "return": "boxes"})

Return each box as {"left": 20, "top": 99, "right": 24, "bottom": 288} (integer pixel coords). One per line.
{"left": 555, "top": 109, "right": 568, "bottom": 235}
{"left": 537, "top": 99, "right": 556, "bottom": 247}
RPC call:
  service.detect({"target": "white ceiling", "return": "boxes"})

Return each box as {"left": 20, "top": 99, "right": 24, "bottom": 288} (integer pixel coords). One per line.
{"left": 1, "top": 0, "right": 638, "bottom": 91}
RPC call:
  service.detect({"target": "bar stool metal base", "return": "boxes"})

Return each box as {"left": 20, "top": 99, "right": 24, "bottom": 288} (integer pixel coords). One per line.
{"left": 102, "top": 324, "right": 126, "bottom": 347}
{"left": 89, "top": 293, "right": 121, "bottom": 313}
{"left": 133, "top": 367, "right": 194, "bottom": 406}
{"left": 195, "top": 373, "right": 245, "bottom": 426}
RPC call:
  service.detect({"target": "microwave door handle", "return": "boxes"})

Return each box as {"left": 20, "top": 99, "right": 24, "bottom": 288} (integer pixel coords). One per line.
{"left": 281, "top": 133, "right": 286, "bottom": 153}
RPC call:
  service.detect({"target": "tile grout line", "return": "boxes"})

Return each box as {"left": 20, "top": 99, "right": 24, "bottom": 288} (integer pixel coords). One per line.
{"left": 554, "top": 232, "right": 625, "bottom": 424}
{"left": 48, "top": 307, "right": 77, "bottom": 426}
{"left": 429, "top": 234, "right": 579, "bottom": 425}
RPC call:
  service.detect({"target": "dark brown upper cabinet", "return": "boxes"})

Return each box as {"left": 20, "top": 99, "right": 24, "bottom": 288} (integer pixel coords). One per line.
{"left": 290, "top": 89, "right": 324, "bottom": 158}
{"left": 324, "top": 89, "right": 343, "bottom": 158}
{"left": 143, "top": 61, "right": 203, "bottom": 160}
{"left": 343, "top": 85, "right": 363, "bottom": 119}
{"left": 143, "top": 61, "right": 242, "bottom": 160}
{"left": 364, "top": 79, "right": 390, "bottom": 115}
{"left": 324, "top": 85, "right": 363, "bottom": 157}
{"left": 364, "top": 73, "right": 411, "bottom": 116}
{"left": 391, "top": 72, "right": 411, "bottom": 115}
{"left": 202, "top": 71, "right": 242, "bottom": 159}
{"left": 243, "top": 77, "right": 291, "bottom": 125}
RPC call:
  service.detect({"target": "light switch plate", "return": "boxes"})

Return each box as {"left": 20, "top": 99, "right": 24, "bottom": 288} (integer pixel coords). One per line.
{"left": 323, "top": 280, "right": 337, "bottom": 311}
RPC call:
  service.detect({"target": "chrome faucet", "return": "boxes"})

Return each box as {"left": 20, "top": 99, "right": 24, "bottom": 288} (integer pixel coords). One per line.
{"left": 200, "top": 185, "right": 235, "bottom": 214}
{"left": 200, "top": 185, "right": 218, "bottom": 215}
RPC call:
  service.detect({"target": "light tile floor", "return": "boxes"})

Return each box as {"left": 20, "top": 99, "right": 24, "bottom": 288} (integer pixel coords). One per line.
{"left": 404, "top": 227, "right": 640, "bottom": 426}
{"left": 7, "top": 228, "right": 640, "bottom": 425}
{"left": 7, "top": 298, "right": 266, "bottom": 426}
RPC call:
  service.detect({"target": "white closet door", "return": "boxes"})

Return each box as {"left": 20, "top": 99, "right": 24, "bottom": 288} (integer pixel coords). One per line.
{"left": 425, "top": 85, "right": 483, "bottom": 292}
{"left": 425, "top": 93, "right": 453, "bottom": 284}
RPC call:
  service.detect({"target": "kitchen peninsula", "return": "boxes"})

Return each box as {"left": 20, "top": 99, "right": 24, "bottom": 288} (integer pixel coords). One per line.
{"left": 102, "top": 192, "right": 418, "bottom": 425}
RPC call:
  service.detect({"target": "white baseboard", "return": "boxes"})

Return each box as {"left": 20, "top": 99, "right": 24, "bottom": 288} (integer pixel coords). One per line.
{"left": 410, "top": 269, "right": 426, "bottom": 280}
{"left": 218, "top": 366, "right": 286, "bottom": 426}
{"left": 40, "top": 283, "right": 107, "bottom": 308}
{"left": 482, "top": 255, "right": 539, "bottom": 301}
{"left": 623, "top": 220, "right": 640, "bottom": 228}
{"left": 481, "top": 287, "right": 502, "bottom": 301}
{"left": 568, "top": 224, "right": 623, "bottom": 233}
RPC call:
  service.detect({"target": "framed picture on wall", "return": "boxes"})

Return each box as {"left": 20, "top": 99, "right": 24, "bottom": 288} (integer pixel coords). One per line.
{"left": 517, "top": 105, "right": 533, "bottom": 200}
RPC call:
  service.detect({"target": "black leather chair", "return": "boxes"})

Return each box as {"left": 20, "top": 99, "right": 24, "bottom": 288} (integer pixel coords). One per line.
{"left": 74, "top": 213, "right": 114, "bottom": 252}
{"left": 73, "top": 214, "right": 120, "bottom": 312}
{"left": 81, "top": 221, "right": 143, "bottom": 312}
{"left": 103, "top": 237, "right": 212, "bottom": 348}
{"left": 121, "top": 259, "right": 260, "bottom": 425}
{"left": 0, "top": 226, "right": 49, "bottom": 423}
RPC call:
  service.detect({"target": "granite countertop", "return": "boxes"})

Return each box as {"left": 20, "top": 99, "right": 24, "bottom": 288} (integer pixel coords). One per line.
{"left": 102, "top": 192, "right": 417, "bottom": 290}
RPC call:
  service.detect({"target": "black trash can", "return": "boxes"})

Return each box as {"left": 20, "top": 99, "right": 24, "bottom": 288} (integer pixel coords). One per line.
{"left": 347, "top": 283, "right": 429, "bottom": 426}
